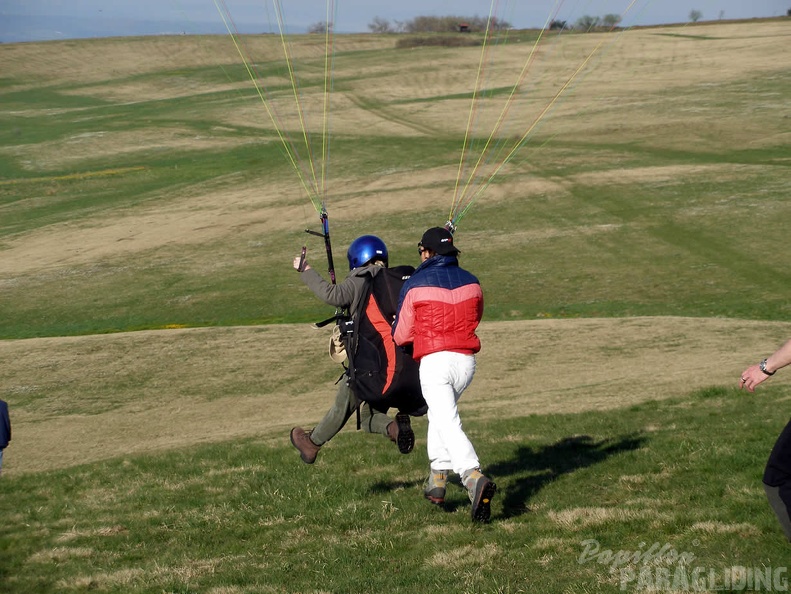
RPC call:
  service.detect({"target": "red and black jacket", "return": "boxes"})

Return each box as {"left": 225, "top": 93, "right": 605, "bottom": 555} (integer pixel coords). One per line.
{"left": 393, "top": 255, "right": 483, "bottom": 361}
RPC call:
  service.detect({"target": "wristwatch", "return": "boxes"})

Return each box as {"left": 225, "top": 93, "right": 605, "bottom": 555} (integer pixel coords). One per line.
{"left": 759, "top": 358, "right": 775, "bottom": 376}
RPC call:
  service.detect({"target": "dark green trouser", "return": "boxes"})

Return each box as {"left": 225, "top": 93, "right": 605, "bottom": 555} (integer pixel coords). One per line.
{"left": 310, "top": 380, "right": 392, "bottom": 445}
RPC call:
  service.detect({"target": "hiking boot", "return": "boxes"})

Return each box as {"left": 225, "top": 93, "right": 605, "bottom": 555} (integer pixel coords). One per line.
{"left": 423, "top": 469, "right": 449, "bottom": 506}
{"left": 463, "top": 468, "right": 497, "bottom": 523}
{"left": 290, "top": 427, "right": 320, "bottom": 464}
{"left": 386, "top": 412, "right": 414, "bottom": 454}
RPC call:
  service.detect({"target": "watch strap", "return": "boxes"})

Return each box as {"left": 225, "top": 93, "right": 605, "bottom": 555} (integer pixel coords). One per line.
{"left": 760, "top": 358, "right": 775, "bottom": 376}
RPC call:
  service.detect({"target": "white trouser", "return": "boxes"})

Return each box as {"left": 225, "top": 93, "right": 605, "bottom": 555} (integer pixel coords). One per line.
{"left": 419, "top": 351, "right": 479, "bottom": 476}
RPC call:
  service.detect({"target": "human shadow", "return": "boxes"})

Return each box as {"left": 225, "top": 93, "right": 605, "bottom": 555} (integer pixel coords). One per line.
{"left": 367, "top": 433, "right": 647, "bottom": 518}
{"left": 488, "top": 433, "right": 647, "bottom": 519}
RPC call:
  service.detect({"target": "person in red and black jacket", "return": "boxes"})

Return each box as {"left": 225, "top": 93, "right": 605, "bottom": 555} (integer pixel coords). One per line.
{"left": 393, "top": 226, "right": 496, "bottom": 523}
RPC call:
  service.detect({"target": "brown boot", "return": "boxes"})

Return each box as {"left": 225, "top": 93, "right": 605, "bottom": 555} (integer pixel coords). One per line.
{"left": 386, "top": 412, "right": 414, "bottom": 454}
{"left": 290, "top": 427, "right": 320, "bottom": 464}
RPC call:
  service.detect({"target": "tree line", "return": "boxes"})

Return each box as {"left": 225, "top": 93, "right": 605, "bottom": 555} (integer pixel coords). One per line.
{"left": 308, "top": 15, "right": 511, "bottom": 34}
{"left": 309, "top": 10, "right": 791, "bottom": 34}
{"left": 308, "top": 14, "right": 628, "bottom": 34}
{"left": 366, "top": 15, "right": 511, "bottom": 34}
{"left": 366, "top": 14, "right": 627, "bottom": 33}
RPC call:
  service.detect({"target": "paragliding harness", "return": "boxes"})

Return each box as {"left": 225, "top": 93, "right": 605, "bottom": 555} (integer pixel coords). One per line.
{"left": 304, "top": 211, "right": 426, "bottom": 424}
{"left": 337, "top": 265, "right": 426, "bottom": 418}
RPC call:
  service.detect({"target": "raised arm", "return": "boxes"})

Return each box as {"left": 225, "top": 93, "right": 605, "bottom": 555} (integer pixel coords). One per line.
{"left": 293, "top": 250, "right": 361, "bottom": 309}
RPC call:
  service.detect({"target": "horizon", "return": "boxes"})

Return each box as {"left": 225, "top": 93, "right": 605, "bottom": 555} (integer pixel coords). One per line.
{"left": 2, "top": 0, "right": 789, "bottom": 44}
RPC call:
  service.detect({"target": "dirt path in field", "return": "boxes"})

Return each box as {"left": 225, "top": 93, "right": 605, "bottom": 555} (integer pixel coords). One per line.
{"left": 2, "top": 316, "right": 789, "bottom": 475}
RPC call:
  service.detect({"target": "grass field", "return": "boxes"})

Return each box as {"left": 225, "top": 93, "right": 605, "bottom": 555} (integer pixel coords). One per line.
{"left": 1, "top": 17, "right": 791, "bottom": 593}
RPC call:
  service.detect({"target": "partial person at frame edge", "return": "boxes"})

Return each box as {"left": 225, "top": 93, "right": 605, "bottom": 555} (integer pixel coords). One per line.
{"left": 739, "top": 338, "right": 791, "bottom": 542}
{"left": 0, "top": 399, "right": 11, "bottom": 477}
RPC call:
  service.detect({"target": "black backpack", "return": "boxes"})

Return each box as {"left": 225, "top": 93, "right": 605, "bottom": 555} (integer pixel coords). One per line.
{"left": 342, "top": 265, "right": 426, "bottom": 416}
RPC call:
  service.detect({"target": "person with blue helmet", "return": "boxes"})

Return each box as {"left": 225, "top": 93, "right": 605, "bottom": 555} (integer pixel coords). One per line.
{"left": 347, "top": 235, "right": 387, "bottom": 270}
{"left": 289, "top": 235, "right": 415, "bottom": 464}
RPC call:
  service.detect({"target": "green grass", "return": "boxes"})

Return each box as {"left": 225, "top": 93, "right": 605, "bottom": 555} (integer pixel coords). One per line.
{"left": 2, "top": 385, "right": 788, "bottom": 593}
{"left": 2, "top": 117, "right": 789, "bottom": 337}
{"left": 2, "top": 34, "right": 790, "bottom": 331}
{"left": 2, "top": 26, "right": 791, "bottom": 592}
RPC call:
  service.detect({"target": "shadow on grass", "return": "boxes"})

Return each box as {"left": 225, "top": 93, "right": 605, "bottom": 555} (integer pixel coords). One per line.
{"left": 367, "top": 434, "right": 647, "bottom": 519}
{"left": 488, "top": 434, "right": 648, "bottom": 519}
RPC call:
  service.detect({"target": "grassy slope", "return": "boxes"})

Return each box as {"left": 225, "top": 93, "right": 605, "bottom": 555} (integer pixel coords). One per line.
{"left": 1, "top": 20, "right": 791, "bottom": 593}
{"left": 1, "top": 24, "right": 789, "bottom": 338}
{"left": 2, "top": 387, "right": 790, "bottom": 592}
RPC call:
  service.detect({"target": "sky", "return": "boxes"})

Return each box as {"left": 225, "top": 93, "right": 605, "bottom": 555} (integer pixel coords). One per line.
{"left": 1, "top": 0, "right": 789, "bottom": 43}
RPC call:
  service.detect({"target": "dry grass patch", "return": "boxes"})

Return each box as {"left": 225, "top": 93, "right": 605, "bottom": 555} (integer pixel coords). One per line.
{"left": 422, "top": 524, "right": 454, "bottom": 537}
{"left": 568, "top": 164, "right": 774, "bottom": 187}
{"left": 533, "top": 536, "right": 576, "bottom": 551}
{"left": 3, "top": 128, "right": 265, "bottom": 172}
{"left": 425, "top": 543, "right": 501, "bottom": 569}
{"left": 56, "top": 525, "right": 128, "bottom": 542}
{"left": 548, "top": 506, "right": 650, "bottom": 530}
{"left": 0, "top": 164, "right": 453, "bottom": 277}
{"left": 689, "top": 521, "right": 760, "bottom": 536}
{"left": 619, "top": 474, "right": 647, "bottom": 484}
{"left": 3, "top": 317, "right": 791, "bottom": 475}
{"left": 7, "top": 22, "right": 787, "bottom": 150}
{"left": 29, "top": 547, "right": 95, "bottom": 563}
{"left": 0, "top": 35, "right": 395, "bottom": 87}
{"left": 348, "top": 22, "right": 791, "bottom": 140}
{"left": 0, "top": 177, "right": 300, "bottom": 275}
{"left": 56, "top": 568, "right": 147, "bottom": 591}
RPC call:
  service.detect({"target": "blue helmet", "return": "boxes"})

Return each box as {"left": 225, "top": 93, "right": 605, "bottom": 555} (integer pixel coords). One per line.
{"left": 347, "top": 235, "right": 388, "bottom": 270}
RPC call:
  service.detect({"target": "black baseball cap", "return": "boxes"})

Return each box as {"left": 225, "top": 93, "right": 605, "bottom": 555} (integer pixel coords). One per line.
{"left": 419, "top": 227, "right": 460, "bottom": 256}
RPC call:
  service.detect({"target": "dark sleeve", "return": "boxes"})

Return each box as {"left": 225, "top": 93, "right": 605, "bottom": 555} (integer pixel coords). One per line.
{"left": 0, "top": 401, "right": 9, "bottom": 447}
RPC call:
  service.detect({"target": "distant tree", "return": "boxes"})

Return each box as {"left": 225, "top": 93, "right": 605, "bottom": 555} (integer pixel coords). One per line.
{"left": 575, "top": 15, "right": 600, "bottom": 31}
{"left": 601, "top": 14, "right": 622, "bottom": 28}
{"left": 787, "top": 8, "right": 790, "bottom": 17}
{"left": 488, "top": 16, "right": 512, "bottom": 31}
{"left": 368, "top": 16, "right": 393, "bottom": 33}
{"left": 549, "top": 19, "right": 567, "bottom": 30}
{"left": 405, "top": 15, "right": 438, "bottom": 33}
{"left": 308, "top": 21, "right": 333, "bottom": 34}
{"left": 689, "top": 10, "right": 703, "bottom": 22}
